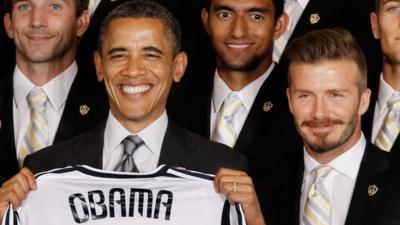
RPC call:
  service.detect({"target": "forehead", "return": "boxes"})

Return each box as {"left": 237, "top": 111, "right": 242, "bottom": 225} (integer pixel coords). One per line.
{"left": 289, "top": 60, "right": 361, "bottom": 90}
{"left": 103, "top": 18, "right": 170, "bottom": 47}
{"left": 210, "top": 0, "right": 274, "bottom": 11}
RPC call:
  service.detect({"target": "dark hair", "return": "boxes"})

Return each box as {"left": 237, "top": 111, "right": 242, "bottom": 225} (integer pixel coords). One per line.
{"left": 203, "top": 0, "right": 284, "bottom": 21}
{"left": 374, "top": 0, "right": 379, "bottom": 12}
{"left": 285, "top": 28, "right": 368, "bottom": 91}
{"left": 4, "top": 0, "right": 88, "bottom": 16}
{"left": 97, "top": 0, "right": 182, "bottom": 55}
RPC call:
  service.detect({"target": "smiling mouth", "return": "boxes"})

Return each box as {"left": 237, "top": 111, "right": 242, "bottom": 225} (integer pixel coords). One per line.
{"left": 226, "top": 44, "right": 252, "bottom": 51}
{"left": 120, "top": 84, "right": 151, "bottom": 95}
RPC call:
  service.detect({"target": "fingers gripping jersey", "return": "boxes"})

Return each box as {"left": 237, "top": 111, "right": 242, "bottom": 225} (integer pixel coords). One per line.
{"left": 2, "top": 165, "right": 246, "bottom": 225}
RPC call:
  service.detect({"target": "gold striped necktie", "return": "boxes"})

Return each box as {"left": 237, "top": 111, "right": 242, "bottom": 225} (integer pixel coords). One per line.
{"left": 375, "top": 94, "right": 400, "bottom": 151}
{"left": 19, "top": 88, "right": 49, "bottom": 165}
{"left": 303, "top": 166, "right": 333, "bottom": 225}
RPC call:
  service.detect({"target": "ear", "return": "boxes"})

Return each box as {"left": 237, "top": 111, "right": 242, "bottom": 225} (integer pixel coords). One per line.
{"left": 93, "top": 51, "right": 104, "bottom": 82}
{"left": 273, "top": 12, "right": 289, "bottom": 40}
{"left": 172, "top": 51, "right": 188, "bottom": 83}
{"left": 286, "top": 87, "right": 294, "bottom": 114}
{"left": 4, "top": 13, "right": 14, "bottom": 39}
{"left": 75, "top": 10, "right": 90, "bottom": 38}
{"left": 359, "top": 88, "right": 371, "bottom": 115}
{"left": 370, "top": 12, "right": 380, "bottom": 39}
{"left": 201, "top": 8, "right": 210, "bottom": 35}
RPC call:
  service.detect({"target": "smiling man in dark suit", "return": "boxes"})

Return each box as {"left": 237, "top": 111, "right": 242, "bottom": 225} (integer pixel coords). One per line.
{"left": 255, "top": 28, "right": 400, "bottom": 225}
{"left": 168, "top": 0, "right": 302, "bottom": 182}
{"left": 0, "top": 1, "right": 248, "bottom": 220}
{"left": 0, "top": 0, "right": 108, "bottom": 184}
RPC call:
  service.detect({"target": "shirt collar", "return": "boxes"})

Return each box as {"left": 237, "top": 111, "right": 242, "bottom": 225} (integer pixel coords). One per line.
{"left": 212, "top": 63, "right": 275, "bottom": 113}
{"left": 377, "top": 73, "right": 400, "bottom": 112}
{"left": 104, "top": 110, "right": 168, "bottom": 157}
{"left": 285, "top": 0, "right": 308, "bottom": 9}
{"left": 304, "top": 133, "right": 366, "bottom": 179}
{"left": 13, "top": 62, "right": 78, "bottom": 112}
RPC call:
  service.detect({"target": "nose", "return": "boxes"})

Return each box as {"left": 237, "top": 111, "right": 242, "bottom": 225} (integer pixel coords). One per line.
{"left": 123, "top": 55, "right": 146, "bottom": 77}
{"left": 230, "top": 15, "right": 248, "bottom": 38}
{"left": 29, "top": 7, "right": 46, "bottom": 28}
{"left": 312, "top": 96, "right": 328, "bottom": 119}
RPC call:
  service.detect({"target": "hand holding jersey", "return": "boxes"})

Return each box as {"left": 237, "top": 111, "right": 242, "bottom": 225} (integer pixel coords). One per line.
{"left": 215, "top": 168, "right": 266, "bottom": 225}
{"left": 0, "top": 168, "right": 35, "bottom": 221}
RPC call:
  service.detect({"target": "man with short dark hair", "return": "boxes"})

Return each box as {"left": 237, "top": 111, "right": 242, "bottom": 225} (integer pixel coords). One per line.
{"left": 0, "top": 0, "right": 248, "bottom": 220}
{"left": 168, "top": 0, "right": 302, "bottom": 184}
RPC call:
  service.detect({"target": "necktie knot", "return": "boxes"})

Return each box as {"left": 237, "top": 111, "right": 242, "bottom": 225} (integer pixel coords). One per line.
{"left": 313, "top": 165, "right": 332, "bottom": 184}
{"left": 387, "top": 94, "right": 400, "bottom": 112}
{"left": 27, "top": 88, "right": 48, "bottom": 111}
{"left": 221, "top": 93, "right": 242, "bottom": 118}
{"left": 122, "top": 135, "right": 144, "bottom": 156}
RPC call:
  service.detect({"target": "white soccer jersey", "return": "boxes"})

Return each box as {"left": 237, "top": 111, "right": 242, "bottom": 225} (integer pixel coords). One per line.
{"left": 2, "top": 165, "right": 246, "bottom": 225}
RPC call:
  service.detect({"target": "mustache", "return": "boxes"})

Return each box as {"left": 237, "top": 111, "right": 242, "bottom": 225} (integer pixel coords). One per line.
{"left": 25, "top": 29, "right": 52, "bottom": 37}
{"left": 301, "top": 118, "right": 344, "bottom": 128}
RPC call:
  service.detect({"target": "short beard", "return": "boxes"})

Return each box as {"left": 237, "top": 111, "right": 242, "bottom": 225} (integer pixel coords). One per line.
{"left": 297, "top": 112, "right": 357, "bottom": 154}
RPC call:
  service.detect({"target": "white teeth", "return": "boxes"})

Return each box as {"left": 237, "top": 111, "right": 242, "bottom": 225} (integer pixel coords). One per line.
{"left": 228, "top": 44, "right": 250, "bottom": 49}
{"left": 121, "top": 84, "right": 150, "bottom": 94}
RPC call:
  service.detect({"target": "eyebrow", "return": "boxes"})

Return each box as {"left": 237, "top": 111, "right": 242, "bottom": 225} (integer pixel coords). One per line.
{"left": 143, "top": 46, "right": 164, "bottom": 55}
{"left": 383, "top": 0, "right": 400, "bottom": 4}
{"left": 212, "top": 4, "right": 268, "bottom": 13}
{"left": 107, "top": 47, "right": 126, "bottom": 56}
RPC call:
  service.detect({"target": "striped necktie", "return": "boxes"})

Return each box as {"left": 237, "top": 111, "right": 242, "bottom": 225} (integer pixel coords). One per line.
{"left": 19, "top": 88, "right": 49, "bottom": 165}
{"left": 375, "top": 94, "right": 400, "bottom": 151}
{"left": 303, "top": 166, "right": 332, "bottom": 225}
{"left": 115, "top": 135, "right": 144, "bottom": 172}
{"left": 212, "top": 93, "right": 243, "bottom": 148}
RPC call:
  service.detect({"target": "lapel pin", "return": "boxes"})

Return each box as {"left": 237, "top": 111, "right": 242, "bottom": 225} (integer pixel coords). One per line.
{"left": 368, "top": 185, "right": 378, "bottom": 196}
{"left": 309, "top": 13, "right": 320, "bottom": 24}
{"left": 79, "top": 105, "right": 90, "bottom": 116}
{"left": 263, "top": 101, "right": 273, "bottom": 112}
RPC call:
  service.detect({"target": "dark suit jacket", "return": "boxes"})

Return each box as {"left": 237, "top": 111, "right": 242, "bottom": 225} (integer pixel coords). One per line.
{"left": 0, "top": 70, "right": 109, "bottom": 184}
{"left": 277, "top": 0, "right": 381, "bottom": 90}
{"left": 258, "top": 143, "right": 400, "bottom": 225}
{"left": 362, "top": 86, "right": 400, "bottom": 154}
{"left": 23, "top": 120, "right": 249, "bottom": 175}
{"left": 168, "top": 64, "right": 302, "bottom": 181}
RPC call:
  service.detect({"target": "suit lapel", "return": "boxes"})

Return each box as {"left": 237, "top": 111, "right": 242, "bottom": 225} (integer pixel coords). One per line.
{"left": 70, "top": 123, "right": 105, "bottom": 169}
{"left": 54, "top": 70, "right": 107, "bottom": 142}
{"left": 0, "top": 76, "right": 19, "bottom": 175}
{"left": 345, "top": 143, "right": 391, "bottom": 225}
{"left": 158, "top": 121, "right": 200, "bottom": 169}
{"left": 234, "top": 65, "right": 287, "bottom": 154}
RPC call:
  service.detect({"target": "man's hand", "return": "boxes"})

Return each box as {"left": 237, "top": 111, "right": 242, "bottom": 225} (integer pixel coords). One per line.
{"left": 214, "top": 168, "right": 266, "bottom": 225}
{"left": 0, "top": 168, "right": 36, "bottom": 221}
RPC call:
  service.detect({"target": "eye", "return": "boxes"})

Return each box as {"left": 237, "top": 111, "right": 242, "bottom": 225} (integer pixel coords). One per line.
{"left": 49, "top": 3, "right": 62, "bottom": 11}
{"left": 216, "top": 10, "right": 232, "bottom": 20}
{"left": 330, "top": 91, "right": 344, "bottom": 98}
{"left": 388, "top": 6, "right": 400, "bottom": 13}
{"left": 145, "top": 53, "right": 161, "bottom": 60}
{"left": 249, "top": 13, "right": 264, "bottom": 21}
{"left": 16, "top": 3, "right": 30, "bottom": 12}
{"left": 109, "top": 54, "right": 126, "bottom": 61}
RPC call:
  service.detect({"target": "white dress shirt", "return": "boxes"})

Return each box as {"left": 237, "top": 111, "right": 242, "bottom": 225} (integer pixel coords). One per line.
{"left": 273, "top": 0, "right": 309, "bottom": 62}
{"left": 210, "top": 63, "right": 275, "bottom": 137}
{"left": 88, "top": 0, "right": 101, "bottom": 17}
{"left": 372, "top": 74, "right": 400, "bottom": 142}
{"left": 300, "top": 134, "right": 366, "bottom": 225}
{"left": 102, "top": 111, "right": 168, "bottom": 172}
{"left": 13, "top": 62, "right": 77, "bottom": 165}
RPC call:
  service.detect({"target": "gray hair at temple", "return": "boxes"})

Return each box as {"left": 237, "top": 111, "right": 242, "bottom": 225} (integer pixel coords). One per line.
{"left": 285, "top": 28, "right": 368, "bottom": 92}
{"left": 97, "top": 0, "right": 182, "bottom": 55}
